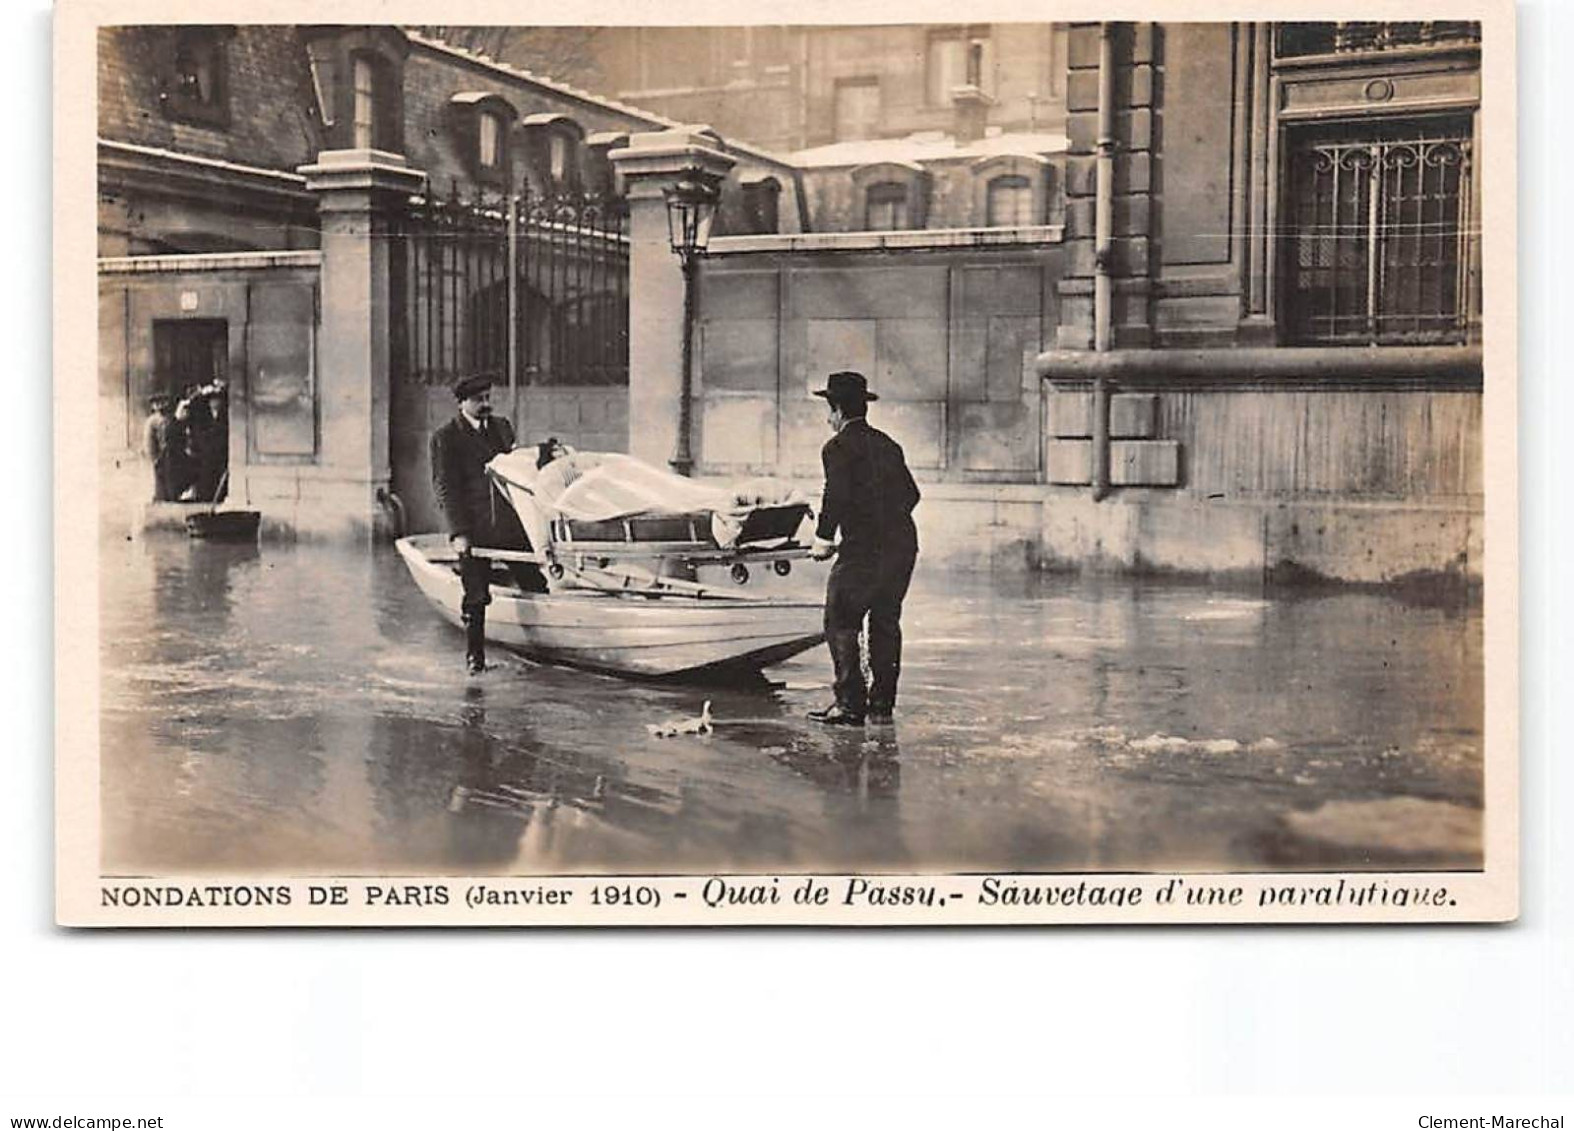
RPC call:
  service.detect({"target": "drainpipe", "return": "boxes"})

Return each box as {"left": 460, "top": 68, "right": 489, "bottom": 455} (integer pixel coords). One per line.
{"left": 1092, "top": 21, "right": 1118, "bottom": 501}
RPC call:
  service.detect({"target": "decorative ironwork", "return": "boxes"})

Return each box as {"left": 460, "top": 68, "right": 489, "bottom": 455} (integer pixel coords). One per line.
{"left": 1285, "top": 121, "right": 1475, "bottom": 346}
{"left": 1276, "top": 21, "right": 1481, "bottom": 59}
{"left": 391, "top": 180, "right": 629, "bottom": 393}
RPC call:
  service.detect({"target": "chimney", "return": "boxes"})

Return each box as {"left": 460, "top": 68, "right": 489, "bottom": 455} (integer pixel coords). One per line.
{"left": 951, "top": 40, "right": 994, "bottom": 144}
{"left": 951, "top": 84, "right": 993, "bottom": 145}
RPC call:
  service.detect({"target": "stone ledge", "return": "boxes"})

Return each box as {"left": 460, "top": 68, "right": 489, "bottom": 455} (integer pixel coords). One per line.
{"left": 709, "top": 226, "right": 1065, "bottom": 256}
{"left": 98, "top": 250, "right": 323, "bottom": 275}
{"left": 1037, "top": 345, "right": 1483, "bottom": 390}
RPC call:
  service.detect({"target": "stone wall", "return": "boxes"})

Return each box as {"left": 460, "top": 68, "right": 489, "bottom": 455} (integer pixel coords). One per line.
{"left": 695, "top": 231, "right": 1065, "bottom": 483}
{"left": 98, "top": 253, "right": 327, "bottom": 538}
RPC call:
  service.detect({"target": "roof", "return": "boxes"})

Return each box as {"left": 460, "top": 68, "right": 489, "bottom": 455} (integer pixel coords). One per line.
{"left": 790, "top": 130, "right": 1069, "bottom": 169}
{"left": 403, "top": 29, "right": 800, "bottom": 175}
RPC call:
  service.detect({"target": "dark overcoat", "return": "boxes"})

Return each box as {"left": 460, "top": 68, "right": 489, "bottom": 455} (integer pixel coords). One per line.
{"left": 815, "top": 417, "right": 921, "bottom": 557}
{"left": 429, "top": 413, "right": 527, "bottom": 549}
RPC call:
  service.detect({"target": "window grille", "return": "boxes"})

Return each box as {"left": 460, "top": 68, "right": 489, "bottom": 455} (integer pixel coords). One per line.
{"left": 1284, "top": 119, "right": 1475, "bottom": 345}
{"left": 1276, "top": 21, "right": 1481, "bottom": 58}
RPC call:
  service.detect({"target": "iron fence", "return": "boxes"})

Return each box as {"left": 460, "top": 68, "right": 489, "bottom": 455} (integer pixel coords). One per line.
{"left": 392, "top": 181, "right": 629, "bottom": 391}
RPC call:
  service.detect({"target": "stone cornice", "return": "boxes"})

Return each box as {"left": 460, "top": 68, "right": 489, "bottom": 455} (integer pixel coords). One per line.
{"left": 709, "top": 225, "right": 1064, "bottom": 255}
{"left": 1036, "top": 345, "right": 1484, "bottom": 391}
{"left": 297, "top": 149, "right": 428, "bottom": 195}
{"left": 98, "top": 250, "right": 323, "bottom": 275}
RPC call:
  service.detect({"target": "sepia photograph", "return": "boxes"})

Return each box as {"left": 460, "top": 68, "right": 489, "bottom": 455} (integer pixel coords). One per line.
{"left": 57, "top": 4, "right": 1515, "bottom": 925}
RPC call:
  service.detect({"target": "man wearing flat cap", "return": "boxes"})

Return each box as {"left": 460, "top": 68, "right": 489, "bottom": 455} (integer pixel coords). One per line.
{"left": 807, "top": 371, "right": 921, "bottom": 726}
{"left": 430, "top": 373, "right": 543, "bottom": 674}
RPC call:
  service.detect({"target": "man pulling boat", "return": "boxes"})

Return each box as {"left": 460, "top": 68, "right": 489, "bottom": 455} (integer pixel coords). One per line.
{"left": 429, "top": 373, "right": 547, "bottom": 675}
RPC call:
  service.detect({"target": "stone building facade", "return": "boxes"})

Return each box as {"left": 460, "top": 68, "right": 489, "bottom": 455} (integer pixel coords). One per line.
{"left": 93, "top": 21, "right": 1489, "bottom": 586}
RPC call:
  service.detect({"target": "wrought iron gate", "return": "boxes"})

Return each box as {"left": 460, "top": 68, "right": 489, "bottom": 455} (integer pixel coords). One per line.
{"left": 392, "top": 183, "right": 629, "bottom": 398}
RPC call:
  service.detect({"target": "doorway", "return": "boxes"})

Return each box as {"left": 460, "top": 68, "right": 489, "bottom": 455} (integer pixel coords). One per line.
{"left": 153, "top": 319, "right": 230, "bottom": 502}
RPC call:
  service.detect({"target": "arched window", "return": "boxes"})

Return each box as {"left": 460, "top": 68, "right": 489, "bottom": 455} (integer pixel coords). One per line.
{"left": 865, "top": 182, "right": 910, "bottom": 230}
{"left": 851, "top": 161, "right": 928, "bottom": 231}
{"left": 300, "top": 27, "right": 409, "bottom": 153}
{"left": 451, "top": 93, "right": 519, "bottom": 185}
{"left": 970, "top": 155, "right": 1051, "bottom": 229}
{"left": 986, "top": 175, "right": 1035, "bottom": 226}
{"left": 549, "top": 133, "right": 570, "bottom": 182}
{"left": 479, "top": 111, "right": 503, "bottom": 170}
{"left": 521, "top": 114, "right": 585, "bottom": 194}
{"left": 348, "top": 51, "right": 402, "bottom": 151}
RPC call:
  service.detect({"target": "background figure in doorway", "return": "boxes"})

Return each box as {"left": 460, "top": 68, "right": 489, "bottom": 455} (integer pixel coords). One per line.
{"left": 201, "top": 380, "right": 229, "bottom": 501}
{"left": 178, "top": 383, "right": 227, "bottom": 502}
{"left": 808, "top": 371, "right": 921, "bottom": 727}
{"left": 143, "top": 393, "right": 180, "bottom": 502}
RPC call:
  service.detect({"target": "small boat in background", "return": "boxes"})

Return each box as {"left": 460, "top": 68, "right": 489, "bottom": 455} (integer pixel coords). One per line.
{"left": 184, "top": 473, "right": 261, "bottom": 541}
{"left": 395, "top": 534, "right": 825, "bottom": 679}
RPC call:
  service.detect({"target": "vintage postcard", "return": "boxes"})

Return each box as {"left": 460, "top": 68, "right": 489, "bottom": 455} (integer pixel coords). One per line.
{"left": 55, "top": 0, "right": 1517, "bottom": 926}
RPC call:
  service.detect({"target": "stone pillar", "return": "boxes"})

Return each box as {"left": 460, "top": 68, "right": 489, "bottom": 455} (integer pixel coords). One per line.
{"left": 610, "top": 129, "right": 736, "bottom": 471}
{"left": 296, "top": 149, "right": 425, "bottom": 539}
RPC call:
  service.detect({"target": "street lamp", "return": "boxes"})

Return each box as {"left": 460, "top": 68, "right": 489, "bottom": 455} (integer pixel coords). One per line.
{"left": 663, "top": 171, "right": 722, "bottom": 476}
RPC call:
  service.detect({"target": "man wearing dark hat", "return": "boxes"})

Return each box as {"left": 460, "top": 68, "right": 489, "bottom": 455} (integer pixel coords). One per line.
{"left": 430, "top": 374, "right": 543, "bottom": 674}
{"left": 807, "top": 371, "right": 921, "bottom": 726}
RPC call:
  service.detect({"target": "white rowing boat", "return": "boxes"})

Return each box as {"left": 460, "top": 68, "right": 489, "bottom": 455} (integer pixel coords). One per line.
{"left": 395, "top": 534, "right": 826, "bottom": 679}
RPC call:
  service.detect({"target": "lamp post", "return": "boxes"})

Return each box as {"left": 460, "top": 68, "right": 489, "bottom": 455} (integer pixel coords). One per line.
{"left": 663, "top": 171, "right": 722, "bottom": 476}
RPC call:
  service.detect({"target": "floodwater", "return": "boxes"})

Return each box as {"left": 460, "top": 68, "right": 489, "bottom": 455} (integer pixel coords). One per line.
{"left": 99, "top": 534, "right": 1484, "bottom": 876}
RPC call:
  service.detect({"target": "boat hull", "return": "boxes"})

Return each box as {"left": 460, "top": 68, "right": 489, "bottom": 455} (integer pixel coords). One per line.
{"left": 396, "top": 535, "right": 826, "bottom": 678}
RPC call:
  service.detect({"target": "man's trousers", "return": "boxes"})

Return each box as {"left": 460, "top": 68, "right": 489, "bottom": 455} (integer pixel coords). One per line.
{"left": 824, "top": 531, "right": 917, "bottom": 715}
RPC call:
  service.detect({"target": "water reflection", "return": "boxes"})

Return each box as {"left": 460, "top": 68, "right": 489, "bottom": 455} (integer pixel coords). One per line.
{"left": 99, "top": 535, "right": 1485, "bottom": 876}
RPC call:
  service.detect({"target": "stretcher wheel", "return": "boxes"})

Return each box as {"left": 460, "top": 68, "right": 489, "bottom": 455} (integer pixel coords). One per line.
{"left": 547, "top": 562, "right": 565, "bottom": 581}
{"left": 773, "top": 559, "right": 792, "bottom": 577}
{"left": 730, "top": 563, "right": 750, "bottom": 585}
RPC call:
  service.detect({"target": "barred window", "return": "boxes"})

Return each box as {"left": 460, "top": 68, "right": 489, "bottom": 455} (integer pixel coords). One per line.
{"left": 1276, "top": 21, "right": 1481, "bottom": 58}
{"left": 1284, "top": 116, "right": 1475, "bottom": 345}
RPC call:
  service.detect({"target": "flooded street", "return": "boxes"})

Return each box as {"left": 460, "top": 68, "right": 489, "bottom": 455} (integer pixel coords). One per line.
{"left": 99, "top": 535, "right": 1483, "bottom": 876}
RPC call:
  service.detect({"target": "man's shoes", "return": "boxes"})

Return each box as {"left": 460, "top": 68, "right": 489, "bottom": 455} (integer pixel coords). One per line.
{"left": 866, "top": 708, "right": 894, "bottom": 725}
{"left": 808, "top": 704, "right": 866, "bottom": 726}
{"left": 466, "top": 658, "right": 487, "bottom": 676}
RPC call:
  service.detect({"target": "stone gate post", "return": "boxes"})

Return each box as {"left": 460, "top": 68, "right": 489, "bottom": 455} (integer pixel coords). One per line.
{"left": 610, "top": 129, "right": 736, "bottom": 470}
{"left": 296, "top": 149, "right": 425, "bottom": 539}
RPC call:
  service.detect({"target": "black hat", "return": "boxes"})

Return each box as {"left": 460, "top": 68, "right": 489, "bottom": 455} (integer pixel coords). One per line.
{"left": 812, "top": 371, "right": 879, "bottom": 403}
{"left": 148, "top": 392, "right": 172, "bottom": 408}
{"left": 452, "top": 373, "right": 495, "bottom": 401}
